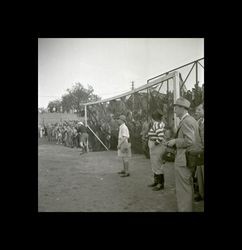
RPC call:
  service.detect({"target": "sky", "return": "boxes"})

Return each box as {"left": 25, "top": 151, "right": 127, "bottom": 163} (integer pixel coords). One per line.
{"left": 38, "top": 38, "right": 204, "bottom": 108}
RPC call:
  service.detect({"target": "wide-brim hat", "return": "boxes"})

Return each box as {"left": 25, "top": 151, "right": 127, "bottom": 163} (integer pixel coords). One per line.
{"left": 173, "top": 97, "right": 191, "bottom": 109}
{"left": 118, "top": 115, "right": 126, "bottom": 122}
{"left": 78, "top": 121, "right": 84, "bottom": 125}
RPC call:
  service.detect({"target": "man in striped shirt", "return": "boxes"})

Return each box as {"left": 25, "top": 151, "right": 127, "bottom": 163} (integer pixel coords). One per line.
{"left": 148, "top": 110, "right": 166, "bottom": 191}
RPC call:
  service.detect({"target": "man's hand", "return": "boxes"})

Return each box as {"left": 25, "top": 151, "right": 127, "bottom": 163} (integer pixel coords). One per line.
{"left": 167, "top": 139, "right": 176, "bottom": 147}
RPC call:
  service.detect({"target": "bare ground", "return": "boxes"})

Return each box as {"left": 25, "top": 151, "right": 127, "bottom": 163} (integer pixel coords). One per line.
{"left": 38, "top": 138, "right": 204, "bottom": 212}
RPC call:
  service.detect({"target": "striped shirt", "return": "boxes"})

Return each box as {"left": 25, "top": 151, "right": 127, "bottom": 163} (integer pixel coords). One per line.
{"left": 148, "top": 121, "right": 165, "bottom": 144}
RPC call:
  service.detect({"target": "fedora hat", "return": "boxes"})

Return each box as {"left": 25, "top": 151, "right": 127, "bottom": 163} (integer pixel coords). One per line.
{"left": 118, "top": 115, "right": 126, "bottom": 122}
{"left": 174, "top": 97, "right": 191, "bottom": 109}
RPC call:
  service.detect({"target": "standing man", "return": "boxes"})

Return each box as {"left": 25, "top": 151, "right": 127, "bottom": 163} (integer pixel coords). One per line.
{"left": 167, "top": 97, "right": 202, "bottom": 212}
{"left": 147, "top": 110, "right": 166, "bottom": 191}
{"left": 140, "top": 116, "right": 152, "bottom": 159}
{"left": 77, "top": 121, "right": 89, "bottom": 154}
{"left": 194, "top": 103, "right": 204, "bottom": 202}
{"left": 117, "top": 115, "right": 132, "bottom": 177}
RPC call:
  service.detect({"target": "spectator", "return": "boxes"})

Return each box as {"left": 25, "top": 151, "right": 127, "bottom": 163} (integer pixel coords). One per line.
{"left": 166, "top": 97, "right": 202, "bottom": 212}
{"left": 117, "top": 115, "right": 131, "bottom": 177}
{"left": 194, "top": 103, "right": 204, "bottom": 202}
{"left": 109, "top": 116, "right": 119, "bottom": 150}
{"left": 77, "top": 122, "right": 89, "bottom": 154}
{"left": 147, "top": 110, "right": 166, "bottom": 191}
{"left": 140, "top": 116, "right": 152, "bottom": 159}
{"left": 40, "top": 126, "right": 43, "bottom": 138}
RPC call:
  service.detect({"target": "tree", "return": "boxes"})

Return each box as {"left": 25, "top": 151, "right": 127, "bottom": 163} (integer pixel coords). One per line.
{"left": 62, "top": 83, "right": 101, "bottom": 114}
{"left": 38, "top": 107, "right": 47, "bottom": 113}
{"left": 61, "top": 93, "right": 74, "bottom": 113}
{"left": 47, "top": 82, "right": 101, "bottom": 114}
{"left": 47, "top": 100, "right": 62, "bottom": 113}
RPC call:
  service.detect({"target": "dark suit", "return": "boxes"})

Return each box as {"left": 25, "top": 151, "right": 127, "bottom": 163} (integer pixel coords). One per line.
{"left": 174, "top": 113, "right": 202, "bottom": 212}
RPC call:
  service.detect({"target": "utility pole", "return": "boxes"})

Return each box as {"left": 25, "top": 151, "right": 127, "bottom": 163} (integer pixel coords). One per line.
{"left": 131, "top": 81, "right": 134, "bottom": 110}
{"left": 131, "top": 81, "right": 134, "bottom": 91}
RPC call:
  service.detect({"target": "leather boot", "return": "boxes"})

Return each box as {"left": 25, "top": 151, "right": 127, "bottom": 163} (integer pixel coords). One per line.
{"left": 148, "top": 174, "right": 158, "bottom": 187}
{"left": 152, "top": 174, "right": 164, "bottom": 191}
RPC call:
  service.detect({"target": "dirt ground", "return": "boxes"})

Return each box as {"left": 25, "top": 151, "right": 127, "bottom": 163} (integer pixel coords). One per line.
{"left": 38, "top": 138, "right": 204, "bottom": 212}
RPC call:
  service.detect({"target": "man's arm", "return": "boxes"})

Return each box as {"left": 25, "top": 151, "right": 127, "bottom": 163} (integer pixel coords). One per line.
{"left": 175, "top": 119, "right": 195, "bottom": 149}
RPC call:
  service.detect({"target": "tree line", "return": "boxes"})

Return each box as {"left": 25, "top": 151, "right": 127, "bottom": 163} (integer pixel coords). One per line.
{"left": 45, "top": 83, "right": 101, "bottom": 114}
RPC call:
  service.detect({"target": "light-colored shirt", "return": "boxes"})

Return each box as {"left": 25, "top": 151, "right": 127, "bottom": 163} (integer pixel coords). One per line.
{"left": 118, "top": 123, "right": 129, "bottom": 139}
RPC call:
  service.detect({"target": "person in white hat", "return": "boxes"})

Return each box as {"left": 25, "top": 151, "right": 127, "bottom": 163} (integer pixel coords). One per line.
{"left": 117, "top": 115, "right": 131, "bottom": 177}
{"left": 166, "top": 97, "right": 202, "bottom": 212}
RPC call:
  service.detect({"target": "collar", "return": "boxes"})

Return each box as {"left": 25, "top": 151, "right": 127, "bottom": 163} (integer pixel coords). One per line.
{"left": 120, "top": 123, "right": 126, "bottom": 128}
{"left": 180, "top": 112, "right": 189, "bottom": 122}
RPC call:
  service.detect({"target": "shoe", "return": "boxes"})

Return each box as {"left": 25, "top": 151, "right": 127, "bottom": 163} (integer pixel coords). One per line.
{"left": 152, "top": 184, "right": 164, "bottom": 191}
{"left": 152, "top": 174, "right": 164, "bottom": 191}
{"left": 194, "top": 195, "right": 203, "bottom": 202}
{"left": 120, "top": 173, "right": 130, "bottom": 177}
{"left": 148, "top": 183, "right": 158, "bottom": 187}
{"left": 118, "top": 171, "right": 125, "bottom": 174}
{"left": 148, "top": 174, "right": 158, "bottom": 187}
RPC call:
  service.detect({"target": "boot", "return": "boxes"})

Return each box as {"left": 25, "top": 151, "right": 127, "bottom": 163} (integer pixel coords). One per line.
{"left": 148, "top": 174, "right": 158, "bottom": 187}
{"left": 152, "top": 174, "right": 164, "bottom": 191}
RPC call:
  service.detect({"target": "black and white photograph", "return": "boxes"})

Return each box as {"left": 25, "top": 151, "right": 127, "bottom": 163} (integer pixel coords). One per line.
{"left": 38, "top": 38, "right": 204, "bottom": 212}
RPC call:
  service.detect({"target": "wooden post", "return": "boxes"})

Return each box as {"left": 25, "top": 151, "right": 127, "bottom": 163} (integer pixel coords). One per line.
{"left": 84, "top": 105, "right": 89, "bottom": 152}
{"left": 173, "top": 72, "right": 180, "bottom": 130}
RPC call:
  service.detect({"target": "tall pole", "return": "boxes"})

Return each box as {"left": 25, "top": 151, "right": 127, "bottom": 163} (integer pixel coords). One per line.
{"left": 131, "top": 81, "right": 134, "bottom": 111}
{"left": 196, "top": 61, "right": 198, "bottom": 85}
{"left": 84, "top": 104, "right": 89, "bottom": 152}
{"left": 173, "top": 72, "right": 180, "bottom": 130}
{"left": 84, "top": 104, "right": 87, "bottom": 126}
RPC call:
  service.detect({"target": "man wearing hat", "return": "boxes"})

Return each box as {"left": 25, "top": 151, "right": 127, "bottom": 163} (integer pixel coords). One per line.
{"left": 147, "top": 109, "right": 166, "bottom": 191}
{"left": 166, "top": 97, "right": 202, "bottom": 212}
{"left": 117, "top": 115, "right": 131, "bottom": 177}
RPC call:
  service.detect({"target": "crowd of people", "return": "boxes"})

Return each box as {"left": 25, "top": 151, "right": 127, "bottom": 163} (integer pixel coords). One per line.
{"left": 39, "top": 96, "right": 204, "bottom": 212}
{"left": 38, "top": 115, "right": 144, "bottom": 154}
{"left": 38, "top": 120, "right": 89, "bottom": 154}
